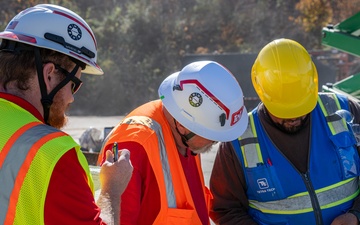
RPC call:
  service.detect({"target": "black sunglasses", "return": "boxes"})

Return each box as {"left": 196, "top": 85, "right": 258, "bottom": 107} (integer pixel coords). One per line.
{"left": 50, "top": 63, "right": 83, "bottom": 94}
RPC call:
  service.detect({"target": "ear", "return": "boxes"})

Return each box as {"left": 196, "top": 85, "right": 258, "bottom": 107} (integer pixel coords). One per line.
{"left": 42, "top": 63, "right": 57, "bottom": 93}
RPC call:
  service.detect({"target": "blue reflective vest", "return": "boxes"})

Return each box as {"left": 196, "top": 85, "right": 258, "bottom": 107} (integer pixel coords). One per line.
{"left": 232, "top": 93, "right": 360, "bottom": 225}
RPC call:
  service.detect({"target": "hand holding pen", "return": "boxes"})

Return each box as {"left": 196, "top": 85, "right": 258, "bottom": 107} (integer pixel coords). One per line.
{"left": 100, "top": 145, "right": 133, "bottom": 198}
{"left": 112, "top": 142, "right": 118, "bottom": 162}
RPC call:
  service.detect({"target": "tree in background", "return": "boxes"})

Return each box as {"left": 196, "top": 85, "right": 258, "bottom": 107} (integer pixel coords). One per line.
{"left": 291, "top": 0, "right": 360, "bottom": 48}
{"left": 1, "top": 0, "right": 359, "bottom": 115}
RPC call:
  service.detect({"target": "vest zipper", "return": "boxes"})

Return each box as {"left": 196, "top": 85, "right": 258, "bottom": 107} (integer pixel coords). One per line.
{"left": 277, "top": 148, "right": 325, "bottom": 225}
{"left": 302, "top": 172, "right": 323, "bottom": 225}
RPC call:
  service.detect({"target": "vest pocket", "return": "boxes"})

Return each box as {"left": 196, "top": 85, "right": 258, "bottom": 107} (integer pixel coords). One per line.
{"left": 245, "top": 164, "right": 286, "bottom": 202}
{"left": 329, "top": 131, "right": 360, "bottom": 179}
{"left": 164, "top": 208, "right": 196, "bottom": 224}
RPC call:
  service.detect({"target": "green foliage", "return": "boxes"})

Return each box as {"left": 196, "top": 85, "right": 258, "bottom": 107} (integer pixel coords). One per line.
{"left": 1, "top": 0, "right": 359, "bottom": 115}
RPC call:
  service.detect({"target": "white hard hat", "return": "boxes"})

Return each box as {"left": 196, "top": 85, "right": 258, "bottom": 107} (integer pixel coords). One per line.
{"left": 159, "top": 61, "right": 248, "bottom": 142}
{"left": 0, "top": 4, "right": 103, "bottom": 75}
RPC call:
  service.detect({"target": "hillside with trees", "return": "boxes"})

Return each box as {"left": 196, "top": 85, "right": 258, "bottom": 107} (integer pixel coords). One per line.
{"left": 1, "top": 0, "right": 360, "bottom": 115}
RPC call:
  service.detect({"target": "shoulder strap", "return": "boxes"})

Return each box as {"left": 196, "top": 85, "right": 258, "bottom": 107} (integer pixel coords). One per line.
{"left": 233, "top": 113, "right": 264, "bottom": 168}
{"left": 318, "top": 93, "right": 349, "bottom": 135}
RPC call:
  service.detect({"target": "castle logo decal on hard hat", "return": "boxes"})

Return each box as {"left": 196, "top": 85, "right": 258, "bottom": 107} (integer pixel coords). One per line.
{"left": 179, "top": 79, "right": 230, "bottom": 119}
{"left": 68, "top": 24, "right": 82, "bottom": 40}
{"left": 189, "top": 92, "right": 203, "bottom": 107}
{"left": 231, "top": 106, "right": 244, "bottom": 126}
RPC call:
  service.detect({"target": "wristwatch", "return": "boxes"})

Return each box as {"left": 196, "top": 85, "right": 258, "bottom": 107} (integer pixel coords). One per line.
{"left": 348, "top": 209, "right": 360, "bottom": 224}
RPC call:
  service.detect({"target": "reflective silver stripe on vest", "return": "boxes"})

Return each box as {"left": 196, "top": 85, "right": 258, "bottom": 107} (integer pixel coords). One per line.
{"left": 319, "top": 93, "right": 348, "bottom": 135}
{"left": 239, "top": 114, "right": 262, "bottom": 168}
{"left": 0, "top": 124, "right": 59, "bottom": 224}
{"left": 241, "top": 94, "right": 347, "bottom": 168}
{"left": 122, "top": 116, "right": 176, "bottom": 208}
{"left": 249, "top": 178, "right": 359, "bottom": 214}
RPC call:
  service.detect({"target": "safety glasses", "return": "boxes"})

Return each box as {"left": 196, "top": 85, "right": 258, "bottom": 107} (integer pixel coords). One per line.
{"left": 52, "top": 63, "right": 83, "bottom": 94}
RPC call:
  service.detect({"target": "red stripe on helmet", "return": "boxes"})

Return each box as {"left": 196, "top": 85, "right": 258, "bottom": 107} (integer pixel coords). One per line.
{"left": 0, "top": 32, "right": 37, "bottom": 44}
{"left": 179, "top": 79, "right": 230, "bottom": 119}
{"left": 53, "top": 10, "right": 97, "bottom": 48}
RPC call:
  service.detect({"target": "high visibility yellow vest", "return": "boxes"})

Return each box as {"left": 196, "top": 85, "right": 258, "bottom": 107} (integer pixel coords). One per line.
{"left": 0, "top": 97, "right": 93, "bottom": 225}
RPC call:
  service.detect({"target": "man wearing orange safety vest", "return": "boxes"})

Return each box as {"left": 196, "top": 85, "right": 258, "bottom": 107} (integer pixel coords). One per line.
{"left": 98, "top": 61, "right": 249, "bottom": 224}
{"left": 0, "top": 4, "right": 132, "bottom": 225}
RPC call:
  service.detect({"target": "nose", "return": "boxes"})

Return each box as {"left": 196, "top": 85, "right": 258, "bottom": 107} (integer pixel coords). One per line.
{"left": 207, "top": 140, "right": 218, "bottom": 146}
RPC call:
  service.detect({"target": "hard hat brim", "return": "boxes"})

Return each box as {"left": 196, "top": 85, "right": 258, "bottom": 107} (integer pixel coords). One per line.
{"left": 0, "top": 31, "right": 103, "bottom": 75}
{"left": 159, "top": 72, "right": 248, "bottom": 142}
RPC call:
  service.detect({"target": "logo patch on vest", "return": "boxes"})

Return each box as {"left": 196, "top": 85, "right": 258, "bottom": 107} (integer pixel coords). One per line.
{"left": 256, "top": 178, "right": 276, "bottom": 194}
{"left": 257, "top": 178, "right": 269, "bottom": 189}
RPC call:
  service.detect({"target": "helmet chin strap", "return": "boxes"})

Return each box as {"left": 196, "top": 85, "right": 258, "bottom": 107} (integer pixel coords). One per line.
{"left": 173, "top": 119, "right": 198, "bottom": 157}
{"left": 33, "top": 48, "right": 79, "bottom": 125}
{"left": 173, "top": 118, "right": 195, "bottom": 147}
{"left": 0, "top": 41, "right": 79, "bottom": 125}
{"left": 34, "top": 48, "right": 52, "bottom": 125}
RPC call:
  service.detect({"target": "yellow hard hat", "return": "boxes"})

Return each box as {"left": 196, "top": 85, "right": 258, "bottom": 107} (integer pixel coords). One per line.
{"left": 251, "top": 38, "right": 318, "bottom": 118}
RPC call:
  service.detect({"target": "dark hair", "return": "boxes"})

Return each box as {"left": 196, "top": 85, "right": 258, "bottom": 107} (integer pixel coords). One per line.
{"left": 0, "top": 41, "right": 74, "bottom": 91}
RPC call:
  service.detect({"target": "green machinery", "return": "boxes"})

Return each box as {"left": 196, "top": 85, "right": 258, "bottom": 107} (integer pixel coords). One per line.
{"left": 321, "top": 11, "right": 360, "bottom": 102}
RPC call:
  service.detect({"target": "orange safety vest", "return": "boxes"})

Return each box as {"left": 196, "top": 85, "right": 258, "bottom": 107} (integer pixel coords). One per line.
{"left": 0, "top": 97, "right": 93, "bottom": 225}
{"left": 104, "top": 99, "right": 212, "bottom": 224}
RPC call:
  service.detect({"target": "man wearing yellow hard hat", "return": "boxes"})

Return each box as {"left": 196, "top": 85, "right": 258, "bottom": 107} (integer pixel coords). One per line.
{"left": 209, "top": 38, "right": 360, "bottom": 225}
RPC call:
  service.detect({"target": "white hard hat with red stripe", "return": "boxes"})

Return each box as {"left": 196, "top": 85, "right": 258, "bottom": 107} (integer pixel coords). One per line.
{"left": 159, "top": 61, "right": 248, "bottom": 142}
{"left": 0, "top": 4, "right": 103, "bottom": 75}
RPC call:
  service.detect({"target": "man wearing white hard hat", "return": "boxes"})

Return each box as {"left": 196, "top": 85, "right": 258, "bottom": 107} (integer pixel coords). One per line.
{"left": 0, "top": 4, "right": 132, "bottom": 225}
{"left": 98, "top": 60, "right": 249, "bottom": 225}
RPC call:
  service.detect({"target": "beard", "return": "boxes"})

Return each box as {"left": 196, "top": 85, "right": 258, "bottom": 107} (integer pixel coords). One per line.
{"left": 47, "top": 92, "right": 69, "bottom": 129}
{"left": 190, "top": 141, "right": 217, "bottom": 154}
{"left": 274, "top": 115, "right": 308, "bottom": 134}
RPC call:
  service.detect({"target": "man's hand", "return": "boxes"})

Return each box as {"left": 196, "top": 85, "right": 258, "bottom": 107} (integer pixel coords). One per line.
{"left": 100, "top": 149, "right": 133, "bottom": 196}
{"left": 97, "top": 149, "right": 133, "bottom": 225}
{"left": 331, "top": 212, "right": 358, "bottom": 225}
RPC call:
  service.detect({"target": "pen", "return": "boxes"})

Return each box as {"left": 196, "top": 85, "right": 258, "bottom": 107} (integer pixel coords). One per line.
{"left": 113, "top": 142, "right": 118, "bottom": 161}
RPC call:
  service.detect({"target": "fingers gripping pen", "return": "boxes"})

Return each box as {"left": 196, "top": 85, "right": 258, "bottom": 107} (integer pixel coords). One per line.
{"left": 113, "top": 142, "right": 118, "bottom": 161}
